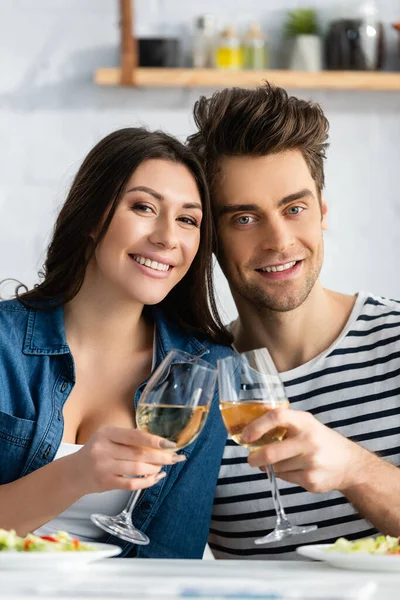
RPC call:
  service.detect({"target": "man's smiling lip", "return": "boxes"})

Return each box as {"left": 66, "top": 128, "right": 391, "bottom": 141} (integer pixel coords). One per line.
{"left": 254, "top": 260, "right": 303, "bottom": 280}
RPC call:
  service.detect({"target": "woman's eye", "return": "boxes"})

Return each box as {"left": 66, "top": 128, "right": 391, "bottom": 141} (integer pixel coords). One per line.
{"left": 287, "top": 206, "right": 304, "bottom": 215}
{"left": 133, "top": 203, "right": 153, "bottom": 213}
{"left": 235, "top": 215, "right": 254, "bottom": 225}
{"left": 178, "top": 217, "right": 199, "bottom": 227}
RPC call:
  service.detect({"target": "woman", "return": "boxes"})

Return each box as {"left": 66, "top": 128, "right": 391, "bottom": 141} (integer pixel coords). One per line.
{"left": 0, "top": 128, "right": 232, "bottom": 559}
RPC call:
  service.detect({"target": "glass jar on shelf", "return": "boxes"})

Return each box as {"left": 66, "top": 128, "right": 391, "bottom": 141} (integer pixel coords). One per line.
{"left": 215, "top": 25, "right": 242, "bottom": 70}
{"left": 192, "top": 14, "right": 216, "bottom": 68}
{"left": 243, "top": 22, "right": 268, "bottom": 70}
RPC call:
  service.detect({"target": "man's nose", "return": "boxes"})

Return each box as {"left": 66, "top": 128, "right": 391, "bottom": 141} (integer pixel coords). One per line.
{"left": 260, "top": 218, "right": 295, "bottom": 254}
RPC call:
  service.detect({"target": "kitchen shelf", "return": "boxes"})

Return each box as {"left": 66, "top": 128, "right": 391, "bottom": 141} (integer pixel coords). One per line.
{"left": 94, "top": 67, "right": 400, "bottom": 91}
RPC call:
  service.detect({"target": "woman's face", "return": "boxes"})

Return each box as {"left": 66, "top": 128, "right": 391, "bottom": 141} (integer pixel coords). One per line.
{"left": 91, "top": 159, "right": 203, "bottom": 306}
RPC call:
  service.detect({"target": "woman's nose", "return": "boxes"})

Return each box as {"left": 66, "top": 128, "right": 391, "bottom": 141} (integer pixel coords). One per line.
{"left": 148, "top": 219, "right": 178, "bottom": 250}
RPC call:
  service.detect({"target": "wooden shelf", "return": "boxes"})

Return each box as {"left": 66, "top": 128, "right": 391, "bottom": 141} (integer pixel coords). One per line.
{"left": 94, "top": 67, "right": 400, "bottom": 91}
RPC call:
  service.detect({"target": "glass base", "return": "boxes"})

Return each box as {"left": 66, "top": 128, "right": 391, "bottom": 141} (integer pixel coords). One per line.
{"left": 254, "top": 523, "right": 317, "bottom": 545}
{"left": 91, "top": 513, "right": 150, "bottom": 545}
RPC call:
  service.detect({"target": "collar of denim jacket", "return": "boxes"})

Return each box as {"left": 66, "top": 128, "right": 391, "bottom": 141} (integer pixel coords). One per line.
{"left": 22, "top": 303, "right": 209, "bottom": 360}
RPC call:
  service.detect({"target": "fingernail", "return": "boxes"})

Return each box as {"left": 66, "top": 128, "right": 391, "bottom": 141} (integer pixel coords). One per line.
{"left": 171, "top": 454, "right": 187, "bottom": 463}
{"left": 241, "top": 429, "right": 250, "bottom": 443}
{"left": 154, "top": 472, "right": 167, "bottom": 482}
{"left": 160, "top": 439, "right": 177, "bottom": 449}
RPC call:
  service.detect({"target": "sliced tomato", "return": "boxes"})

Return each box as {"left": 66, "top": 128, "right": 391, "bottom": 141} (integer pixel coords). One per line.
{"left": 24, "top": 539, "right": 34, "bottom": 550}
{"left": 40, "top": 535, "right": 58, "bottom": 542}
{"left": 72, "top": 538, "right": 80, "bottom": 549}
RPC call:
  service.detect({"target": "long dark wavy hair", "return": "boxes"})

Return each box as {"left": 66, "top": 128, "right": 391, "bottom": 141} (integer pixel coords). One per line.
{"left": 17, "top": 128, "right": 232, "bottom": 345}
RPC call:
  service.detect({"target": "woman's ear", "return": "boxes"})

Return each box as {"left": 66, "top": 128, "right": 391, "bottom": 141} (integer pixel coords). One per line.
{"left": 321, "top": 196, "right": 328, "bottom": 231}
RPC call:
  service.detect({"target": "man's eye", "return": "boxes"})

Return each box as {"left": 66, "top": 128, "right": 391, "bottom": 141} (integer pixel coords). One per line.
{"left": 287, "top": 206, "right": 304, "bottom": 215}
{"left": 235, "top": 216, "right": 254, "bottom": 225}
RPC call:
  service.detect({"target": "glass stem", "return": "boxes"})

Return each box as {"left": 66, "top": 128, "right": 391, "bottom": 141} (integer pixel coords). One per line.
{"left": 121, "top": 490, "right": 142, "bottom": 519}
{"left": 265, "top": 465, "right": 290, "bottom": 529}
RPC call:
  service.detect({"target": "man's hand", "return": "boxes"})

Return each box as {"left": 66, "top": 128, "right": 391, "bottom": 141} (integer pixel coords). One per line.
{"left": 242, "top": 407, "right": 370, "bottom": 494}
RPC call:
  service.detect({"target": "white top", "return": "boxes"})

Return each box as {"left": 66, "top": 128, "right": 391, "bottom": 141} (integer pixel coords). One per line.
{"left": 34, "top": 442, "right": 130, "bottom": 541}
{"left": 210, "top": 292, "right": 400, "bottom": 559}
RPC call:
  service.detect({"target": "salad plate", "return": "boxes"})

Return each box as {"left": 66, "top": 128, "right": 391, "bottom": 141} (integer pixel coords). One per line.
{"left": 0, "top": 541, "right": 121, "bottom": 570}
{"left": 0, "top": 530, "right": 121, "bottom": 570}
{"left": 297, "top": 537, "right": 400, "bottom": 572}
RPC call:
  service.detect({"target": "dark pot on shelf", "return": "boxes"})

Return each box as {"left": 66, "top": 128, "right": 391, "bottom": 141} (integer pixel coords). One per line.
{"left": 394, "top": 23, "right": 400, "bottom": 62}
{"left": 138, "top": 38, "right": 180, "bottom": 67}
{"left": 325, "top": 19, "right": 385, "bottom": 70}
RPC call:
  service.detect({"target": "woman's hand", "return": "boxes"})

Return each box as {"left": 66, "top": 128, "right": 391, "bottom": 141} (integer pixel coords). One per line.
{"left": 67, "top": 426, "right": 186, "bottom": 495}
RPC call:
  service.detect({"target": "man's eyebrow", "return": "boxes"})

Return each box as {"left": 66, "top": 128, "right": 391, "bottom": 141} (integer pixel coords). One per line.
{"left": 278, "top": 189, "right": 315, "bottom": 208}
{"left": 218, "top": 203, "right": 262, "bottom": 217}
{"left": 126, "top": 185, "right": 202, "bottom": 211}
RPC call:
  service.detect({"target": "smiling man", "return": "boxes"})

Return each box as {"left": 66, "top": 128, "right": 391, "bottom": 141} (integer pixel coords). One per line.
{"left": 188, "top": 83, "right": 400, "bottom": 559}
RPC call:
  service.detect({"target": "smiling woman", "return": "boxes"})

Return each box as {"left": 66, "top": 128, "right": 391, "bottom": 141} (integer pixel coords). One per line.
{"left": 0, "top": 128, "right": 233, "bottom": 559}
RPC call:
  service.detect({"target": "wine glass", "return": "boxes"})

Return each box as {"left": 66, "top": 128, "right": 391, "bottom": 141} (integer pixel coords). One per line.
{"left": 91, "top": 349, "right": 217, "bottom": 545}
{"left": 217, "top": 348, "right": 317, "bottom": 544}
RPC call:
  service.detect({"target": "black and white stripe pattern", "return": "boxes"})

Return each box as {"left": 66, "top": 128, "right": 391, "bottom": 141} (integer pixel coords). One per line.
{"left": 210, "top": 293, "right": 400, "bottom": 559}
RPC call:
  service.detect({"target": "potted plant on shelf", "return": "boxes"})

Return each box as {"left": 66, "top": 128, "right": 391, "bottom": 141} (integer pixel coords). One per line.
{"left": 284, "top": 8, "right": 322, "bottom": 72}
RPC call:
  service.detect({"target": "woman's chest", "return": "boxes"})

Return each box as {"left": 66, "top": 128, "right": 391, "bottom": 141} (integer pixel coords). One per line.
{"left": 62, "top": 353, "right": 152, "bottom": 445}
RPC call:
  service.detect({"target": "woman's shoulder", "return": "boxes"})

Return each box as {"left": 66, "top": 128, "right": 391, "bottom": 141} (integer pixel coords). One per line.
{"left": 0, "top": 299, "right": 30, "bottom": 341}
{"left": 0, "top": 298, "right": 28, "bottom": 314}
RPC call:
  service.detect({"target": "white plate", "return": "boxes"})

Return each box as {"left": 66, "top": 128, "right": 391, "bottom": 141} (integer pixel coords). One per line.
{"left": 0, "top": 542, "right": 121, "bottom": 570}
{"left": 297, "top": 543, "right": 400, "bottom": 572}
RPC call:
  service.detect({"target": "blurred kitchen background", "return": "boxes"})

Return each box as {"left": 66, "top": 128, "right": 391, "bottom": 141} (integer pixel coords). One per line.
{"left": 1, "top": 0, "right": 400, "bottom": 322}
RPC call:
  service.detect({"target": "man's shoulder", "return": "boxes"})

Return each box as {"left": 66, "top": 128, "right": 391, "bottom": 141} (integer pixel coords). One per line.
{"left": 359, "top": 292, "right": 400, "bottom": 316}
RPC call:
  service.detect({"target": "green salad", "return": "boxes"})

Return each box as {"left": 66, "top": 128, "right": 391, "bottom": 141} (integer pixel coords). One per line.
{"left": 0, "top": 529, "right": 94, "bottom": 552}
{"left": 328, "top": 536, "right": 400, "bottom": 555}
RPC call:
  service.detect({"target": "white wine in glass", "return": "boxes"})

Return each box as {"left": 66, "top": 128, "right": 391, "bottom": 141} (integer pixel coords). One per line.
{"left": 91, "top": 350, "right": 217, "bottom": 545}
{"left": 218, "top": 349, "right": 317, "bottom": 544}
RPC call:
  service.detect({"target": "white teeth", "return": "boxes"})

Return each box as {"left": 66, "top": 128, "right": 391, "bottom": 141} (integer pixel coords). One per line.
{"left": 261, "top": 261, "right": 297, "bottom": 273}
{"left": 132, "top": 255, "right": 170, "bottom": 272}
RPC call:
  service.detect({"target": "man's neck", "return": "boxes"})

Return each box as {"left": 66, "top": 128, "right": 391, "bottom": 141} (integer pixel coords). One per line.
{"left": 232, "top": 284, "right": 357, "bottom": 373}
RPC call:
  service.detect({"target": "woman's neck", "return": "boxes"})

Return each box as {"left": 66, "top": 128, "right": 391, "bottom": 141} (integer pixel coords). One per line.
{"left": 63, "top": 277, "right": 153, "bottom": 357}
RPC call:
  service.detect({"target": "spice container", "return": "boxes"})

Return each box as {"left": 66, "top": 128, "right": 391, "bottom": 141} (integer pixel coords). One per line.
{"left": 243, "top": 22, "right": 268, "bottom": 69}
{"left": 192, "top": 15, "right": 216, "bottom": 68}
{"left": 215, "top": 25, "right": 242, "bottom": 70}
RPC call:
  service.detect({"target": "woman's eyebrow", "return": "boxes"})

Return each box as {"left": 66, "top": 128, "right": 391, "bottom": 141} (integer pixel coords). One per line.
{"left": 126, "top": 185, "right": 202, "bottom": 211}
{"left": 126, "top": 185, "right": 163, "bottom": 200}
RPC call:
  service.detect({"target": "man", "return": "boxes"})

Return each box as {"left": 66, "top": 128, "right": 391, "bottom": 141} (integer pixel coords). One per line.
{"left": 188, "top": 83, "right": 400, "bottom": 559}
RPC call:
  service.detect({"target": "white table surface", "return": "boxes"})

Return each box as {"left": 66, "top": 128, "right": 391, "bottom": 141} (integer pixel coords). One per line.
{"left": 2, "top": 557, "right": 400, "bottom": 599}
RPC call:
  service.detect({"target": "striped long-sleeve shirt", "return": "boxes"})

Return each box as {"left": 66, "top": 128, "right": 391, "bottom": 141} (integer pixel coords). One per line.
{"left": 210, "top": 292, "right": 400, "bottom": 559}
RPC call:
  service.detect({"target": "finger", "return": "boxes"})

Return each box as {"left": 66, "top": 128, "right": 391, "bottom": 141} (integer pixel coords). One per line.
{"left": 248, "top": 437, "right": 304, "bottom": 468}
{"left": 112, "top": 460, "right": 163, "bottom": 478}
{"left": 273, "top": 470, "right": 307, "bottom": 488}
{"left": 99, "top": 426, "right": 177, "bottom": 451}
{"left": 112, "top": 444, "right": 186, "bottom": 466}
{"left": 116, "top": 471, "right": 167, "bottom": 491}
{"left": 242, "top": 407, "right": 303, "bottom": 445}
{"left": 272, "top": 455, "right": 308, "bottom": 474}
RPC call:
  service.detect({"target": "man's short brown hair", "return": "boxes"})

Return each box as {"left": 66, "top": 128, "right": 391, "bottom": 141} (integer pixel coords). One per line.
{"left": 187, "top": 82, "right": 330, "bottom": 199}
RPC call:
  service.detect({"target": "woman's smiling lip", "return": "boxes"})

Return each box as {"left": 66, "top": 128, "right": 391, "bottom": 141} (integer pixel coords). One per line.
{"left": 128, "top": 252, "right": 176, "bottom": 268}
{"left": 128, "top": 253, "right": 175, "bottom": 279}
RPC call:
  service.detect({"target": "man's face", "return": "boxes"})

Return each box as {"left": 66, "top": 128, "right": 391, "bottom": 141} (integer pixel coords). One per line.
{"left": 215, "top": 150, "right": 327, "bottom": 313}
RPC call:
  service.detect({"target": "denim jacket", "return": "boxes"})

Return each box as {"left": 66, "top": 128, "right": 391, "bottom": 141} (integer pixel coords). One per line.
{"left": 0, "top": 299, "right": 232, "bottom": 558}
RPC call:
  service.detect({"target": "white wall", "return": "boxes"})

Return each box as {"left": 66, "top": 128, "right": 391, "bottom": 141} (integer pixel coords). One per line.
{"left": 1, "top": 0, "right": 400, "bottom": 323}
